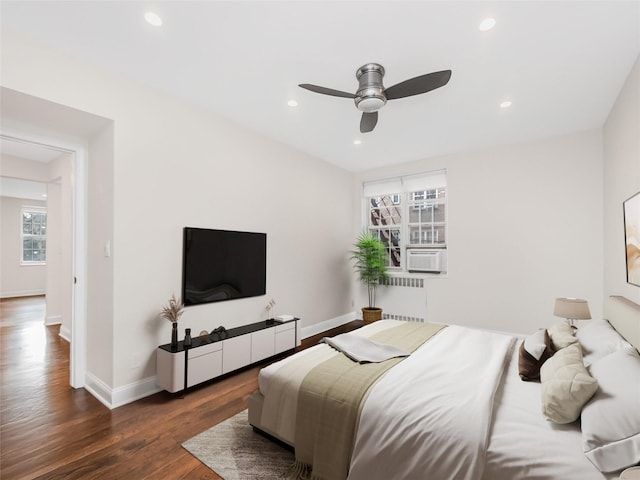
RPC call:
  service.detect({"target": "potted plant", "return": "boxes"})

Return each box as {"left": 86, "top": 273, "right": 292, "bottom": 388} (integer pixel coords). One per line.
{"left": 351, "top": 231, "right": 389, "bottom": 323}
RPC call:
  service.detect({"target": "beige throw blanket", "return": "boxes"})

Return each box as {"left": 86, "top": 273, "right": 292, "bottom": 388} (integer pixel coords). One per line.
{"left": 321, "top": 333, "right": 410, "bottom": 363}
{"left": 293, "top": 321, "right": 447, "bottom": 480}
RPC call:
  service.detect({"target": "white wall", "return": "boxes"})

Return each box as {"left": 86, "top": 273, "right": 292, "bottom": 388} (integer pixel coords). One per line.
{"left": 1, "top": 28, "right": 355, "bottom": 398}
{"left": 46, "top": 152, "right": 73, "bottom": 331}
{"left": 355, "top": 130, "right": 604, "bottom": 335}
{"left": 603, "top": 55, "right": 640, "bottom": 306}
{"left": 0, "top": 195, "right": 47, "bottom": 297}
{"left": 86, "top": 124, "right": 115, "bottom": 387}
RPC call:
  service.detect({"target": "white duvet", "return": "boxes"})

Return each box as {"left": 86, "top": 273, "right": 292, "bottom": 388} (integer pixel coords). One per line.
{"left": 348, "top": 325, "right": 514, "bottom": 480}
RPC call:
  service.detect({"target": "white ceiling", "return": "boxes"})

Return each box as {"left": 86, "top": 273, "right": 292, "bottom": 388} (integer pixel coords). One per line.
{"left": 0, "top": 177, "right": 47, "bottom": 201}
{"left": 0, "top": 138, "right": 58, "bottom": 200}
{"left": 1, "top": 1, "right": 639, "bottom": 172}
{"left": 0, "top": 137, "right": 66, "bottom": 163}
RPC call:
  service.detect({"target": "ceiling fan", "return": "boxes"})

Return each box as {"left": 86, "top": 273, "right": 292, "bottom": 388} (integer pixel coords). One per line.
{"left": 299, "top": 63, "right": 452, "bottom": 133}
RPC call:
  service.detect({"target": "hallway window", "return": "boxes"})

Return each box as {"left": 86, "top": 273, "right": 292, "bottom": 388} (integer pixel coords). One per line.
{"left": 21, "top": 207, "right": 47, "bottom": 264}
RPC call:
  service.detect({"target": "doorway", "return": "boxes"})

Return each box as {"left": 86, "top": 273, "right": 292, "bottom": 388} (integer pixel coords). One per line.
{"left": 0, "top": 133, "right": 86, "bottom": 388}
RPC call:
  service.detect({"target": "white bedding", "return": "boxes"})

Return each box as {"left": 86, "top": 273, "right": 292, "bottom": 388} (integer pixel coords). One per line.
{"left": 484, "top": 341, "right": 617, "bottom": 480}
{"left": 256, "top": 320, "right": 620, "bottom": 479}
{"left": 348, "top": 325, "right": 514, "bottom": 480}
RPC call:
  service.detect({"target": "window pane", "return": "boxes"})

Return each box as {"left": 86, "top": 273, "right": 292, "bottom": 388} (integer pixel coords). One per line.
{"left": 369, "top": 194, "right": 401, "bottom": 228}
{"left": 21, "top": 210, "right": 47, "bottom": 263}
{"left": 433, "top": 203, "right": 446, "bottom": 222}
{"left": 23, "top": 214, "right": 32, "bottom": 234}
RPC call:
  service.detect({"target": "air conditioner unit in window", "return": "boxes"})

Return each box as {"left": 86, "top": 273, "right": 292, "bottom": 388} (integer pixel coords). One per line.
{"left": 407, "top": 249, "right": 444, "bottom": 273}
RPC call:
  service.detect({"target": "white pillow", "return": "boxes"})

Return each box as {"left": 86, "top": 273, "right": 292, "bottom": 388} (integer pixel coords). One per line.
{"left": 540, "top": 343, "right": 597, "bottom": 424}
{"left": 547, "top": 320, "right": 578, "bottom": 350}
{"left": 575, "top": 319, "right": 633, "bottom": 366}
{"left": 581, "top": 348, "right": 640, "bottom": 473}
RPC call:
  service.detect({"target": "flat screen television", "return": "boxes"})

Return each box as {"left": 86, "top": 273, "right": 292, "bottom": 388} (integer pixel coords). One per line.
{"left": 182, "top": 227, "right": 266, "bottom": 306}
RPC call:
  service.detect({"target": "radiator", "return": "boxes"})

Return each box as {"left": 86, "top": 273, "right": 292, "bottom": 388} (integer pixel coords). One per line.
{"left": 378, "top": 276, "right": 427, "bottom": 323}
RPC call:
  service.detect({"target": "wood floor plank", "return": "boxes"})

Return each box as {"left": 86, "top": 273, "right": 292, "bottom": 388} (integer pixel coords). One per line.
{"left": 0, "top": 296, "right": 362, "bottom": 479}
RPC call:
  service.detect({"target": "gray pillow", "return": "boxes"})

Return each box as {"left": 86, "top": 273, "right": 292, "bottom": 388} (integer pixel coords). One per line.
{"left": 540, "top": 343, "right": 597, "bottom": 424}
{"left": 547, "top": 320, "right": 578, "bottom": 350}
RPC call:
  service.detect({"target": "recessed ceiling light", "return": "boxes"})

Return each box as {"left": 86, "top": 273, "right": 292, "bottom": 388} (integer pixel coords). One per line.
{"left": 500, "top": 100, "right": 513, "bottom": 109}
{"left": 353, "top": 139, "right": 362, "bottom": 145}
{"left": 479, "top": 17, "right": 496, "bottom": 31}
{"left": 41, "top": 194, "right": 48, "bottom": 198}
{"left": 145, "top": 12, "right": 163, "bottom": 27}
{"left": 287, "top": 100, "right": 298, "bottom": 107}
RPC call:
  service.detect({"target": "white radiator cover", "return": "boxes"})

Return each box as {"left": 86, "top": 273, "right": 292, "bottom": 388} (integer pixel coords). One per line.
{"left": 378, "top": 275, "right": 427, "bottom": 322}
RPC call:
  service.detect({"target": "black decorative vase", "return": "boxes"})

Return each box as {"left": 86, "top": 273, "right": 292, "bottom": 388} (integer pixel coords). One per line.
{"left": 171, "top": 322, "right": 178, "bottom": 351}
{"left": 184, "top": 328, "right": 192, "bottom": 348}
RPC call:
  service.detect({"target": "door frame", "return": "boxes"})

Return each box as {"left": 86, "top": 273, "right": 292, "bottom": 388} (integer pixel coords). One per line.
{"left": 1, "top": 130, "right": 87, "bottom": 388}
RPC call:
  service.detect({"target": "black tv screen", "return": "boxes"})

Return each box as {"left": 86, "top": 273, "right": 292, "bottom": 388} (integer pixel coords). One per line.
{"left": 182, "top": 227, "right": 266, "bottom": 306}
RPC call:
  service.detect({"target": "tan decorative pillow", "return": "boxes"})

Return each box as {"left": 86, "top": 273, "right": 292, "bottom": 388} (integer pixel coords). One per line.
{"left": 540, "top": 343, "right": 598, "bottom": 424}
{"left": 547, "top": 320, "right": 578, "bottom": 350}
{"left": 518, "top": 329, "right": 555, "bottom": 381}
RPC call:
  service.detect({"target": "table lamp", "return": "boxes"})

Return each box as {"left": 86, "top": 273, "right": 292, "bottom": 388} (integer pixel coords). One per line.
{"left": 553, "top": 297, "right": 591, "bottom": 329}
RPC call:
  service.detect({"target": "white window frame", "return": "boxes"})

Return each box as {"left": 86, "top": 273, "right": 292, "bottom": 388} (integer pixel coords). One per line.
{"left": 363, "top": 170, "right": 447, "bottom": 273}
{"left": 21, "top": 205, "right": 47, "bottom": 265}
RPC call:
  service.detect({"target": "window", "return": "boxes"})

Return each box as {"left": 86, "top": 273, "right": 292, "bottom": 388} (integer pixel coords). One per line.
{"left": 22, "top": 207, "right": 47, "bottom": 264}
{"left": 364, "top": 171, "right": 446, "bottom": 271}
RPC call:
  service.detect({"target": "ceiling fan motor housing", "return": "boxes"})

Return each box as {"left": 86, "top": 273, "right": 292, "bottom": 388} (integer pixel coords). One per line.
{"left": 355, "top": 63, "right": 387, "bottom": 113}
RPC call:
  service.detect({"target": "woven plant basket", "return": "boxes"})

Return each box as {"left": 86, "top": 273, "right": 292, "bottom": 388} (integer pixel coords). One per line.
{"left": 361, "top": 307, "right": 383, "bottom": 324}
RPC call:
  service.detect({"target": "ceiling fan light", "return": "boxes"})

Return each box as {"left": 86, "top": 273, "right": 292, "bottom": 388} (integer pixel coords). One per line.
{"left": 356, "top": 96, "right": 386, "bottom": 113}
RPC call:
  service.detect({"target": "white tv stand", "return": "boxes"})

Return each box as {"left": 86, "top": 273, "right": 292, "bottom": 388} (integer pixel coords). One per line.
{"left": 156, "top": 318, "right": 299, "bottom": 393}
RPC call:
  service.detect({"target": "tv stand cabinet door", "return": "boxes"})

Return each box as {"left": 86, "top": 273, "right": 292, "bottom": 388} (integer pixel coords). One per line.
{"left": 222, "top": 335, "right": 251, "bottom": 374}
{"left": 275, "top": 322, "right": 296, "bottom": 354}
{"left": 187, "top": 343, "right": 223, "bottom": 388}
{"left": 251, "top": 328, "right": 275, "bottom": 363}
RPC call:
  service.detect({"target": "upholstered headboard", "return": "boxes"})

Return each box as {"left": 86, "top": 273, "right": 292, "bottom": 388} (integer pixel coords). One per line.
{"left": 605, "top": 295, "right": 640, "bottom": 351}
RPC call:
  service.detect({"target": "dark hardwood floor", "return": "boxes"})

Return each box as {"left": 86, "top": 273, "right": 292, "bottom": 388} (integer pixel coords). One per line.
{"left": 0, "top": 296, "right": 363, "bottom": 479}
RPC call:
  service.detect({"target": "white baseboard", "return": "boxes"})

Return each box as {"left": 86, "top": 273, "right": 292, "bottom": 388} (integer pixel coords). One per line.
{"left": 300, "top": 312, "right": 356, "bottom": 339}
{"left": 111, "top": 377, "right": 163, "bottom": 409}
{"left": 45, "top": 314, "right": 62, "bottom": 326}
{"left": 84, "top": 372, "right": 162, "bottom": 410}
{"left": 84, "top": 372, "right": 114, "bottom": 409}
{"left": 58, "top": 325, "right": 71, "bottom": 342}
{"left": 0, "top": 289, "right": 45, "bottom": 299}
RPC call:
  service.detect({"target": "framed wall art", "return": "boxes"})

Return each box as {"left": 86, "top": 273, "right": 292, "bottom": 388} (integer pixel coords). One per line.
{"left": 623, "top": 191, "right": 640, "bottom": 287}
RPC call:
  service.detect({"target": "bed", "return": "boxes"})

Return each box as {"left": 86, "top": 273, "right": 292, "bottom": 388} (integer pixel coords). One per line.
{"left": 248, "top": 295, "right": 640, "bottom": 480}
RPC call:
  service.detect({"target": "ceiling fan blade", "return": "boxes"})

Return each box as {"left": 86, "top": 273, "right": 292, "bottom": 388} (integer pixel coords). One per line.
{"left": 384, "top": 70, "right": 452, "bottom": 100}
{"left": 298, "top": 84, "right": 356, "bottom": 99}
{"left": 360, "top": 112, "right": 378, "bottom": 133}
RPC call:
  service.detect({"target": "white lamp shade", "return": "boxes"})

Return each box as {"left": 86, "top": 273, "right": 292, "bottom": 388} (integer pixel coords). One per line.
{"left": 553, "top": 298, "right": 592, "bottom": 320}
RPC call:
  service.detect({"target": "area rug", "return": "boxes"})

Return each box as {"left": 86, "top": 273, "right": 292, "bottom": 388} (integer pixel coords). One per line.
{"left": 182, "top": 409, "right": 294, "bottom": 479}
